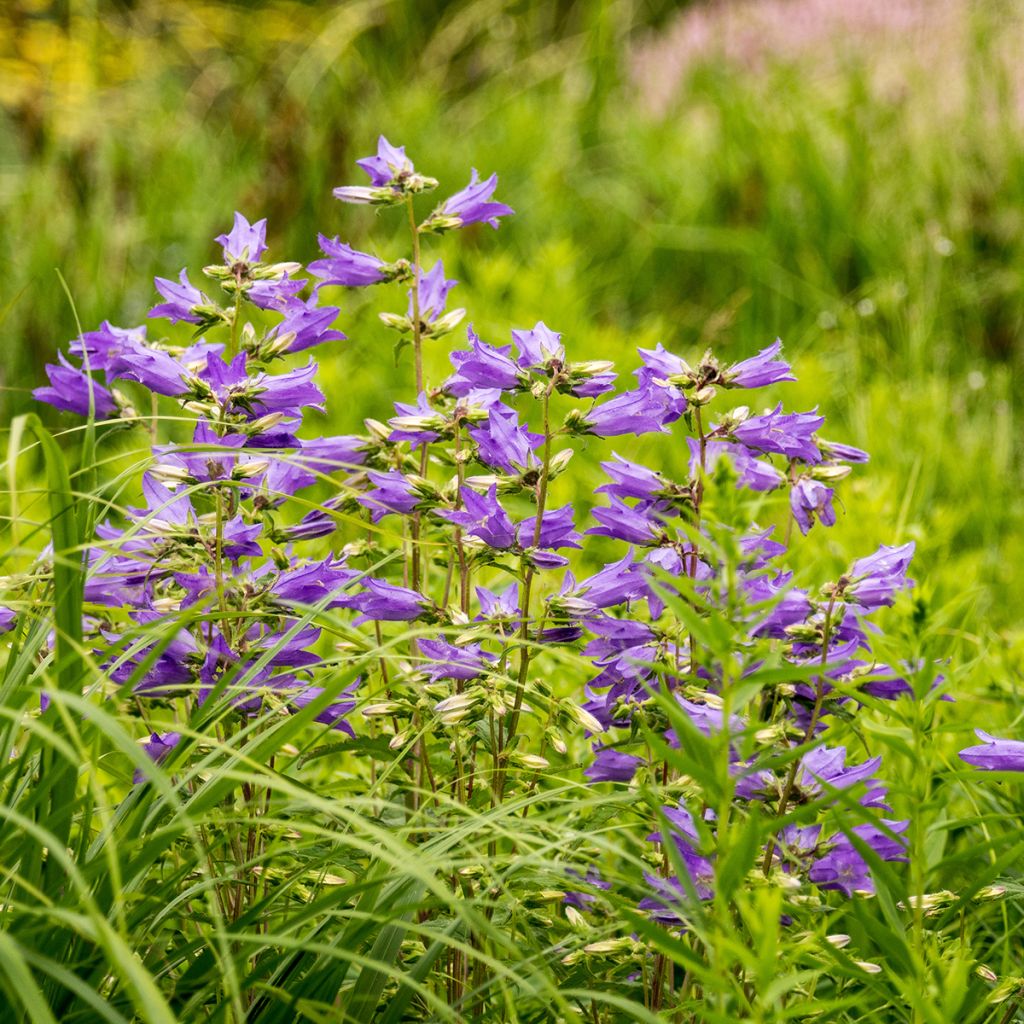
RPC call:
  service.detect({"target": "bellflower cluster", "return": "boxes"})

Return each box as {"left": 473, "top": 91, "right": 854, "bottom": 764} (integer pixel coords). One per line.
{"left": 10, "top": 136, "right": 951, "bottom": 1013}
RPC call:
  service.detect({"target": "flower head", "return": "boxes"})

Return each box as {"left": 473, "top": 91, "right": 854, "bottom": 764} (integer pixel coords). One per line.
{"left": 216, "top": 212, "right": 268, "bottom": 264}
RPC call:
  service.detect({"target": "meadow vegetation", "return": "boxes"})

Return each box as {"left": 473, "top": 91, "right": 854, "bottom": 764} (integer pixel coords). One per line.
{"left": 0, "top": 2, "right": 1022, "bottom": 1021}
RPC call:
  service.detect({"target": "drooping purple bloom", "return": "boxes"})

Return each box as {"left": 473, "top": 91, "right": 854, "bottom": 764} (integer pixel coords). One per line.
{"left": 748, "top": 572, "right": 812, "bottom": 639}
{"left": 596, "top": 454, "right": 665, "bottom": 502}
{"left": 469, "top": 403, "right": 543, "bottom": 474}
{"left": 357, "top": 471, "right": 420, "bottom": 522}
{"left": 739, "top": 525, "right": 786, "bottom": 567}
{"left": 247, "top": 276, "right": 308, "bottom": 310}
{"left": 575, "top": 552, "right": 648, "bottom": 610}
{"left": 216, "top": 212, "right": 268, "bottom": 264}
{"left": 269, "top": 296, "right": 346, "bottom": 354}
{"left": 517, "top": 504, "right": 582, "bottom": 551}
{"left": 584, "top": 382, "right": 687, "bottom": 438}
{"left": 295, "top": 435, "right": 367, "bottom": 473}
{"left": 309, "top": 235, "right": 388, "bottom": 286}
{"left": 70, "top": 321, "right": 147, "bottom": 370}
{"left": 820, "top": 438, "right": 870, "bottom": 464}
{"left": 418, "top": 636, "right": 496, "bottom": 681}
{"left": 150, "top": 269, "right": 207, "bottom": 324}
{"left": 585, "top": 745, "right": 643, "bottom": 783}
{"left": 33, "top": 353, "right": 118, "bottom": 418}
{"left": 587, "top": 497, "right": 661, "bottom": 546}
{"left": 409, "top": 261, "right": 457, "bottom": 324}
{"left": 723, "top": 339, "right": 796, "bottom": 388}
{"left": 435, "top": 485, "right": 515, "bottom": 549}
{"left": 447, "top": 326, "right": 522, "bottom": 393}
{"left": 808, "top": 821, "right": 908, "bottom": 897}
{"left": 691, "top": 438, "right": 785, "bottom": 492}
{"left": 959, "top": 731, "right": 1024, "bottom": 772}
{"left": 800, "top": 746, "right": 887, "bottom": 808}
{"left": 106, "top": 338, "right": 192, "bottom": 397}
{"left": 286, "top": 681, "right": 359, "bottom": 734}
{"left": 352, "top": 579, "right": 430, "bottom": 624}
{"left": 845, "top": 542, "right": 915, "bottom": 609}
{"left": 271, "top": 556, "right": 359, "bottom": 608}
{"left": 438, "top": 169, "right": 513, "bottom": 229}
{"left": 133, "top": 731, "right": 182, "bottom": 784}
{"left": 790, "top": 478, "right": 837, "bottom": 534}
{"left": 730, "top": 404, "right": 824, "bottom": 463}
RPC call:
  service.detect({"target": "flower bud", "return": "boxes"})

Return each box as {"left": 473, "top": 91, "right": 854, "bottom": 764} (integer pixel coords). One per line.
{"left": 363, "top": 702, "right": 403, "bottom": 717}
{"left": 691, "top": 385, "right": 717, "bottom": 406}
{"left": 567, "top": 704, "right": 604, "bottom": 734}
{"left": 379, "top": 312, "right": 412, "bottom": 333}
{"left": 428, "top": 308, "right": 467, "bottom": 338}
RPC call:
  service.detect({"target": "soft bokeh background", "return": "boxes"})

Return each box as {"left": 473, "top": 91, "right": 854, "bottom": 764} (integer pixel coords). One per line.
{"left": 2, "top": 0, "right": 1021, "bottom": 704}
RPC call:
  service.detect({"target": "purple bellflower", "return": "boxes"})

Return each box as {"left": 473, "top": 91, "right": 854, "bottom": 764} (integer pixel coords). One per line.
{"left": 309, "top": 235, "right": 389, "bottom": 287}
{"left": 730, "top": 404, "right": 824, "bottom": 463}
{"left": 216, "top": 212, "right": 267, "bottom": 264}
{"left": 790, "top": 478, "right": 837, "bottom": 534}
{"left": 435, "top": 169, "right": 513, "bottom": 229}
{"left": 33, "top": 353, "right": 118, "bottom": 418}
{"left": 959, "top": 731, "right": 1024, "bottom": 771}
{"left": 150, "top": 269, "right": 208, "bottom": 325}
{"left": 723, "top": 339, "right": 796, "bottom": 388}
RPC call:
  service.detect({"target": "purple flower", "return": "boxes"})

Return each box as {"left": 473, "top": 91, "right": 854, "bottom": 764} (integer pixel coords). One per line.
{"left": 730, "top": 404, "right": 824, "bottom": 463}
{"left": 33, "top": 353, "right": 118, "bottom": 418}
{"left": 800, "top": 746, "right": 887, "bottom": 807}
{"left": 723, "top": 339, "right": 796, "bottom": 388}
{"left": 216, "top": 212, "right": 267, "bottom": 264}
{"left": 387, "top": 391, "right": 442, "bottom": 447}
{"left": 469, "top": 403, "right": 543, "bottom": 473}
{"left": 201, "top": 353, "right": 325, "bottom": 419}
{"left": 286, "top": 681, "right": 359, "bottom": 735}
{"left": 585, "top": 746, "right": 642, "bottom": 783}
{"left": 435, "top": 485, "right": 515, "bottom": 548}
{"left": 845, "top": 542, "right": 915, "bottom": 609}
{"left": 691, "top": 439, "right": 785, "bottom": 492}
{"left": 295, "top": 435, "right": 367, "bottom": 473}
{"left": 355, "top": 135, "right": 414, "bottom": 187}
{"left": 70, "top": 321, "right": 147, "bottom": 370}
{"left": 436, "top": 169, "right": 513, "bottom": 229}
{"left": 409, "top": 261, "right": 457, "bottom": 323}
{"left": 820, "top": 439, "right": 870, "bottom": 464}
{"left": 634, "top": 343, "right": 690, "bottom": 388}
{"left": 475, "top": 582, "right": 520, "bottom": 623}
{"left": 575, "top": 552, "right": 648, "bottom": 610}
{"left": 959, "top": 731, "right": 1024, "bottom": 771}
{"left": 517, "top": 504, "right": 582, "bottom": 550}
{"left": 269, "top": 296, "right": 346, "bottom": 354}
{"left": 309, "top": 235, "right": 388, "bottom": 286}
{"left": 596, "top": 454, "right": 665, "bottom": 502}
{"left": 150, "top": 269, "right": 207, "bottom": 324}
{"left": 808, "top": 821, "right": 908, "bottom": 897}
{"left": 271, "top": 556, "right": 359, "bottom": 608}
{"left": 352, "top": 579, "right": 430, "bottom": 624}
{"left": 447, "top": 326, "right": 523, "bottom": 393}
{"left": 133, "top": 731, "right": 182, "bottom": 784}
{"left": 583, "top": 383, "right": 686, "bottom": 438}
{"left": 512, "top": 321, "right": 565, "bottom": 371}
{"left": 790, "top": 478, "right": 836, "bottom": 534}
{"left": 247, "top": 276, "right": 307, "bottom": 310}
{"left": 357, "top": 471, "right": 420, "bottom": 522}
{"left": 418, "top": 636, "right": 496, "bottom": 681}
{"left": 106, "top": 338, "right": 192, "bottom": 397}
{"left": 587, "top": 497, "right": 661, "bottom": 546}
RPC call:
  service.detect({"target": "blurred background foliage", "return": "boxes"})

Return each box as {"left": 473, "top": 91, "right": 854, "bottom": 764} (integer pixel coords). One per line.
{"left": 1, "top": 0, "right": 1021, "bottom": 698}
